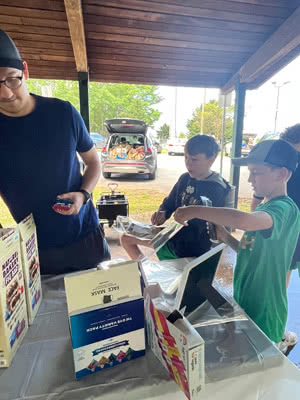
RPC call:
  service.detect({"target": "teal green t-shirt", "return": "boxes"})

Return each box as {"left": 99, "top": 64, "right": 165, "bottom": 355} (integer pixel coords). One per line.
{"left": 234, "top": 196, "right": 300, "bottom": 343}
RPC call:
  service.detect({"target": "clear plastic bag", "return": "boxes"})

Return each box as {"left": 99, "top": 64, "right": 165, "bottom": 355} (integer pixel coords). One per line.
{"left": 114, "top": 216, "right": 183, "bottom": 252}
{"left": 114, "top": 215, "right": 164, "bottom": 240}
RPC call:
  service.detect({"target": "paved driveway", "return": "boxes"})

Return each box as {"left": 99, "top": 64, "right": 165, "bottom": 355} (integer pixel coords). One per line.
{"left": 99, "top": 153, "right": 253, "bottom": 199}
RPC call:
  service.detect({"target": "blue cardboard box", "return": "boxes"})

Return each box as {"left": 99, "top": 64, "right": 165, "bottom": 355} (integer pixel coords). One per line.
{"left": 64, "top": 262, "right": 145, "bottom": 378}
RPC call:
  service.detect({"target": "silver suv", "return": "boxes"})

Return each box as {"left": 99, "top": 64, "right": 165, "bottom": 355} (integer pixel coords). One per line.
{"left": 101, "top": 119, "right": 157, "bottom": 180}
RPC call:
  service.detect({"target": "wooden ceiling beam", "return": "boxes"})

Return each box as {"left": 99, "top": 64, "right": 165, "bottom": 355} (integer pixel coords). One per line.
{"left": 64, "top": 0, "right": 88, "bottom": 72}
{"left": 222, "top": 5, "right": 300, "bottom": 93}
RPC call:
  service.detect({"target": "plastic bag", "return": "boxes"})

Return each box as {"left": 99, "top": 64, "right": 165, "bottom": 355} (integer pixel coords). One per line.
{"left": 114, "top": 216, "right": 183, "bottom": 253}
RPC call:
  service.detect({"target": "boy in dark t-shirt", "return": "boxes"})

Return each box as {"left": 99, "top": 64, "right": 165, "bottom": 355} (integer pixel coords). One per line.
{"left": 120, "top": 135, "right": 231, "bottom": 260}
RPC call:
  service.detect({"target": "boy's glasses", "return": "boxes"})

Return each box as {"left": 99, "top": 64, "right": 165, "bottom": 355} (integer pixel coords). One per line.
{"left": 0, "top": 72, "right": 23, "bottom": 89}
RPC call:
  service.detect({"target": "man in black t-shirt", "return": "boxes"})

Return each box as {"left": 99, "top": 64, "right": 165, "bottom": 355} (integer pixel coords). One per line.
{"left": 120, "top": 135, "right": 231, "bottom": 260}
{"left": 0, "top": 29, "right": 110, "bottom": 274}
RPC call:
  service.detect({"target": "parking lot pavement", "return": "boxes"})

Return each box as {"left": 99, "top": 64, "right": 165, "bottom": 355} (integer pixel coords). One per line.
{"left": 98, "top": 153, "right": 254, "bottom": 199}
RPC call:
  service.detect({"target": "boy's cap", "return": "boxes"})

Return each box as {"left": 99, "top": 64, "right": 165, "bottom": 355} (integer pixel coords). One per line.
{"left": 0, "top": 29, "right": 24, "bottom": 71}
{"left": 232, "top": 139, "right": 298, "bottom": 171}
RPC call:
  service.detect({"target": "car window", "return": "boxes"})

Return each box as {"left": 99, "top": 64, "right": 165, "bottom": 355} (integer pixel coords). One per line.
{"left": 109, "top": 134, "right": 145, "bottom": 148}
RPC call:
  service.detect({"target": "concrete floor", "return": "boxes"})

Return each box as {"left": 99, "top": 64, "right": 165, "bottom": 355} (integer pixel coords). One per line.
{"left": 104, "top": 226, "right": 300, "bottom": 366}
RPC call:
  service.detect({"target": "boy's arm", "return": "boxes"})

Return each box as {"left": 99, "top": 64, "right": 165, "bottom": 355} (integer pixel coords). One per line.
{"left": 151, "top": 176, "right": 183, "bottom": 225}
{"left": 215, "top": 225, "right": 240, "bottom": 252}
{"left": 174, "top": 206, "right": 273, "bottom": 232}
{"left": 158, "top": 175, "right": 185, "bottom": 218}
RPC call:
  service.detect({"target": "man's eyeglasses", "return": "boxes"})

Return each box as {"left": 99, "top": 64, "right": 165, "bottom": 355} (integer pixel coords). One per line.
{"left": 0, "top": 72, "right": 23, "bottom": 89}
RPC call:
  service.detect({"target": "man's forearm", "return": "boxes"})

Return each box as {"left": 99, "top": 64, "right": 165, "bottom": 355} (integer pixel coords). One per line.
{"left": 80, "top": 161, "right": 101, "bottom": 193}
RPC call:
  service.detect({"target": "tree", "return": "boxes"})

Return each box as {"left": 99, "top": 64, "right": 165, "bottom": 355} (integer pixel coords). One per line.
{"left": 186, "top": 100, "right": 234, "bottom": 143}
{"left": 156, "top": 123, "right": 170, "bottom": 143}
{"left": 26, "top": 80, "right": 162, "bottom": 134}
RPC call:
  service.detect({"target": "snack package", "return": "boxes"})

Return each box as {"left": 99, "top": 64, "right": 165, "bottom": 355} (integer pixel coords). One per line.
{"left": 64, "top": 261, "right": 145, "bottom": 378}
{"left": 18, "top": 214, "right": 42, "bottom": 325}
{"left": 52, "top": 198, "right": 73, "bottom": 213}
{"left": 145, "top": 295, "right": 205, "bottom": 400}
{"left": 0, "top": 229, "right": 28, "bottom": 368}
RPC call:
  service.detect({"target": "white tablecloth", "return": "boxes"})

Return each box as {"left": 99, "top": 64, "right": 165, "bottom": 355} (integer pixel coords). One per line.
{"left": 0, "top": 274, "right": 300, "bottom": 400}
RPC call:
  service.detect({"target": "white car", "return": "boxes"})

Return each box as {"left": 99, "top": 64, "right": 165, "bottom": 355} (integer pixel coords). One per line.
{"left": 167, "top": 139, "right": 187, "bottom": 155}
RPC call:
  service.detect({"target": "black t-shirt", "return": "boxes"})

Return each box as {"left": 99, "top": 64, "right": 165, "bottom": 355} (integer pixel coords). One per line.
{"left": 159, "top": 172, "right": 228, "bottom": 258}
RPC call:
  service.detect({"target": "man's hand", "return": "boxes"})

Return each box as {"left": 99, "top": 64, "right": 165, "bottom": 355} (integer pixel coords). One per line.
{"left": 54, "top": 192, "right": 86, "bottom": 215}
{"left": 174, "top": 206, "right": 198, "bottom": 226}
{"left": 151, "top": 210, "right": 166, "bottom": 226}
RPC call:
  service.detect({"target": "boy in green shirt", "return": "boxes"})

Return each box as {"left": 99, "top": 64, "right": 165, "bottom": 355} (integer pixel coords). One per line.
{"left": 174, "top": 139, "right": 300, "bottom": 344}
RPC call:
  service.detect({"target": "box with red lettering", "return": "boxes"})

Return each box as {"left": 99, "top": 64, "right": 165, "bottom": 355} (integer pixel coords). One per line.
{"left": 0, "top": 228, "right": 28, "bottom": 368}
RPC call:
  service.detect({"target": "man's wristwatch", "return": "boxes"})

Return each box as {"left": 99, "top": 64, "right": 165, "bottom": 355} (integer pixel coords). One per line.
{"left": 79, "top": 189, "right": 91, "bottom": 204}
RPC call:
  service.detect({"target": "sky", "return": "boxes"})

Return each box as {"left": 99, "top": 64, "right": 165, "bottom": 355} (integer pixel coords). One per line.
{"left": 152, "top": 54, "right": 300, "bottom": 139}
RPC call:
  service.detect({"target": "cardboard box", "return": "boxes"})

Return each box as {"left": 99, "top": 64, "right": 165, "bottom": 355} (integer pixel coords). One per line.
{"left": 64, "top": 261, "right": 145, "bottom": 378}
{"left": 0, "top": 229, "right": 28, "bottom": 368}
{"left": 145, "top": 295, "right": 205, "bottom": 400}
{"left": 18, "top": 214, "right": 42, "bottom": 325}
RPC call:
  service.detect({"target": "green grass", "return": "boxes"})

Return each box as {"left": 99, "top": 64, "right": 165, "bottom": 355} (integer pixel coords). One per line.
{"left": 0, "top": 188, "right": 252, "bottom": 228}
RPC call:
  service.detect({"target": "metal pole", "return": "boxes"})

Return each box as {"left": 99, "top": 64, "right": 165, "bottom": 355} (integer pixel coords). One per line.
{"left": 78, "top": 71, "right": 90, "bottom": 132}
{"left": 230, "top": 80, "right": 247, "bottom": 208}
{"left": 274, "top": 86, "right": 280, "bottom": 134}
{"left": 174, "top": 87, "right": 177, "bottom": 138}
{"left": 200, "top": 88, "right": 206, "bottom": 134}
{"left": 220, "top": 97, "right": 226, "bottom": 175}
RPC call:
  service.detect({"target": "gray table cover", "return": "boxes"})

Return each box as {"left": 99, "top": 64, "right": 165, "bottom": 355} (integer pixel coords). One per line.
{"left": 0, "top": 274, "right": 300, "bottom": 400}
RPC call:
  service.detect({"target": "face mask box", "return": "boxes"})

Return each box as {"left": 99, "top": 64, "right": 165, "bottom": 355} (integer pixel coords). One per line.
{"left": 145, "top": 295, "right": 205, "bottom": 400}
{"left": 64, "top": 261, "right": 145, "bottom": 379}
{"left": 0, "top": 229, "right": 28, "bottom": 368}
{"left": 18, "top": 214, "right": 42, "bottom": 325}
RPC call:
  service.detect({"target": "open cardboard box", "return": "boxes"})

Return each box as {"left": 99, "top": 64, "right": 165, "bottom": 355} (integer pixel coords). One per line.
{"left": 64, "top": 261, "right": 145, "bottom": 378}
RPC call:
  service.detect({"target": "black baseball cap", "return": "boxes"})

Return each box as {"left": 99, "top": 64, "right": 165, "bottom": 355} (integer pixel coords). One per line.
{"left": 232, "top": 139, "right": 298, "bottom": 171}
{"left": 0, "top": 29, "right": 24, "bottom": 71}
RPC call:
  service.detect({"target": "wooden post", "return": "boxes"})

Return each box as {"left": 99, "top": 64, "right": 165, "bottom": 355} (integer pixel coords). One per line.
{"left": 230, "top": 80, "right": 246, "bottom": 208}
{"left": 78, "top": 71, "right": 90, "bottom": 132}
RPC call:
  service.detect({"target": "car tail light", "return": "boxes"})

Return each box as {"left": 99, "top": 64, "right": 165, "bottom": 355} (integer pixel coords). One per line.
{"left": 147, "top": 147, "right": 152, "bottom": 154}
{"left": 101, "top": 146, "right": 106, "bottom": 152}
{"left": 168, "top": 144, "right": 173, "bottom": 146}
